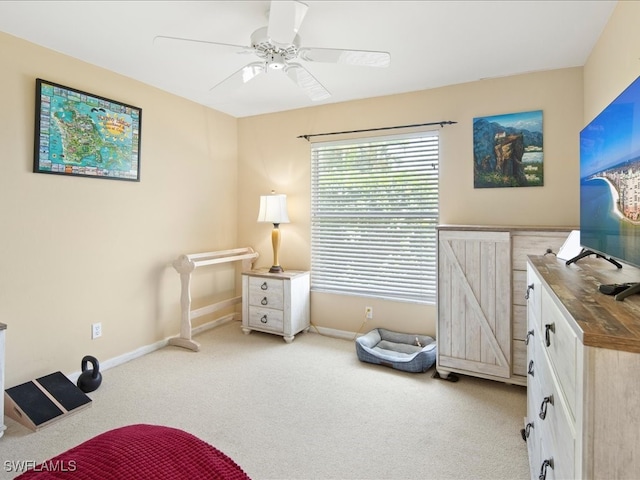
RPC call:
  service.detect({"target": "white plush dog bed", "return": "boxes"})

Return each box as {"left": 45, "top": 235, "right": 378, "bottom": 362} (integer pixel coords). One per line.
{"left": 355, "top": 328, "right": 436, "bottom": 373}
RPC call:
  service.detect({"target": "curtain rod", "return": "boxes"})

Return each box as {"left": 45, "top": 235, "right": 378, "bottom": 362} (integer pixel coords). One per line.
{"left": 297, "top": 120, "right": 457, "bottom": 141}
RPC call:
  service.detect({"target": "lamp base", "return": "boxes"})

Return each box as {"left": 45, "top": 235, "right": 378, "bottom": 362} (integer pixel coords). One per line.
{"left": 269, "top": 265, "right": 284, "bottom": 273}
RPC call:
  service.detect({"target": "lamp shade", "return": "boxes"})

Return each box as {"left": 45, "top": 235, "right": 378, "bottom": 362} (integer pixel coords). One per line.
{"left": 257, "top": 193, "right": 290, "bottom": 224}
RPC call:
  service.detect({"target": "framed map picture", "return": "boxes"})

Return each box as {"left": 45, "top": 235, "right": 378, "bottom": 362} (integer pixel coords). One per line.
{"left": 33, "top": 79, "right": 142, "bottom": 181}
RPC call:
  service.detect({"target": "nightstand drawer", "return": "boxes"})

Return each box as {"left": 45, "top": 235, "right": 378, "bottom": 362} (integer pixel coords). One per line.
{"left": 248, "top": 277, "right": 284, "bottom": 309}
{"left": 248, "top": 307, "right": 284, "bottom": 333}
{"left": 248, "top": 290, "right": 284, "bottom": 310}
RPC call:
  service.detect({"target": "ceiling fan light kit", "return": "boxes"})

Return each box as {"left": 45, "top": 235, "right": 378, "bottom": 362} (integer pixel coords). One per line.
{"left": 154, "top": 0, "right": 390, "bottom": 101}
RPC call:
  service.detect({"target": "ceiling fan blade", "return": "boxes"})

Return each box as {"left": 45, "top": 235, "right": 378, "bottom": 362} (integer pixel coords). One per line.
{"left": 267, "top": 0, "right": 309, "bottom": 45}
{"left": 210, "top": 62, "right": 266, "bottom": 95}
{"left": 153, "top": 35, "right": 251, "bottom": 53}
{"left": 298, "top": 47, "right": 391, "bottom": 67}
{"left": 286, "top": 63, "right": 330, "bottom": 101}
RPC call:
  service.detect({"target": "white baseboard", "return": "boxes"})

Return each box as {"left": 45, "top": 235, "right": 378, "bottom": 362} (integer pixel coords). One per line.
{"left": 66, "top": 314, "right": 238, "bottom": 383}
{"left": 191, "top": 313, "right": 238, "bottom": 336}
{"left": 308, "top": 324, "right": 359, "bottom": 341}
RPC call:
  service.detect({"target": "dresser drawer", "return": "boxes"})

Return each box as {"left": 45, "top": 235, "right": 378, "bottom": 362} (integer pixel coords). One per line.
{"left": 540, "top": 291, "right": 577, "bottom": 419}
{"left": 513, "top": 270, "right": 528, "bottom": 307}
{"left": 247, "top": 306, "right": 284, "bottom": 333}
{"left": 532, "top": 329, "right": 575, "bottom": 480}
{"left": 513, "top": 304, "right": 527, "bottom": 340}
{"left": 526, "top": 264, "right": 542, "bottom": 327}
{"left": 538, "top": 409, "right": 574, "bottom": 480}
{"left": 537, "top": 440, "right": 557, "bottom": 480}
{"left": 248, "top": 276, "right": 284, "bottom": 310}
{"left": 512, "top": 339, "right": 527, "bottom": 376}
{"left": 525, "top": 386, "right": 541, "bottom": 480}
{"left": 527, "top": 326, "right": 544, "bottom": 426}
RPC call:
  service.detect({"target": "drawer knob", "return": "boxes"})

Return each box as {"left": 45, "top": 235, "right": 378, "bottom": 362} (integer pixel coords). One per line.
{"left": 260, "top": 315, "right": 268, "bottom": 324}
{"left": 525, "top": 283, "right": 534, "bottom": 300}
{"left": 538, "top": 458, "right": 554, "bottom": 480}
{"left": 520, "top": 422, "right": 534, "bottom": 441}
{"left": 528, "top": 360, "right": 535, "bottom": 377}
{"left": 544, "top": 323, "right": 555, "bottom": 347}
{"left": 261, "top": 297, "right": 268, "bottom": 305}
{"left": 261, "top": 282, "right": 268, "bottom": 290}
{"left": 539, "top": 394, "right": 553, "bottom": 420}
{"left": 525, "top": 329, "right": 534, "bottom": 345}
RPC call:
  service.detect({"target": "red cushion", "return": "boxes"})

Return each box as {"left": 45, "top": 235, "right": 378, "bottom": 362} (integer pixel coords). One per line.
{"left": 16, "top": 424, "right": 250, "bottom": 480}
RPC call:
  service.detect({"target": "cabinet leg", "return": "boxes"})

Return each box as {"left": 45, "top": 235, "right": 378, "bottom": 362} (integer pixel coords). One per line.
{"left": 242, "top": 327, "right": 251, "bottom": 336}
{"left": 283, "top": 335, "right": 294, "bottom": 343}
{"left": 433, "top": 370, "right": 459, "bottom": 382}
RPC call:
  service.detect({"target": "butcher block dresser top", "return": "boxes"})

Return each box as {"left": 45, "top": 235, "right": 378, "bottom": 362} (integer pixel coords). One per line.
{"left": 529, "top": 254, "right": 640, "bottom": 354}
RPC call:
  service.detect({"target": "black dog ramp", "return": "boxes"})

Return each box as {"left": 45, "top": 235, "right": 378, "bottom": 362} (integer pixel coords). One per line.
{"left": 4, "top": 371, "right": 92, "bottom": 431}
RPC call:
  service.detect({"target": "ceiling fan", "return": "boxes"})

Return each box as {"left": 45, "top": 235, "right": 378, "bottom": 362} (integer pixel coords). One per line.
{"left": 153, "top": 0, "right": 390, "bottom": 101}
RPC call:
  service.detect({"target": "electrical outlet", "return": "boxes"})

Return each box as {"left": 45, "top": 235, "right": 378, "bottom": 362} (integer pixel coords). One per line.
{"left": 91, "top": 322, "right": 102, "bottom": 339}
{"left": 365, "top": 306, "right": 373, "bottom": 320}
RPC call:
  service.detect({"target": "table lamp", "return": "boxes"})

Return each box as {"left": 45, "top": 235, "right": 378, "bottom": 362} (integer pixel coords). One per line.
{"left": 257, "top": 191, "right": 290, "bottom": 273}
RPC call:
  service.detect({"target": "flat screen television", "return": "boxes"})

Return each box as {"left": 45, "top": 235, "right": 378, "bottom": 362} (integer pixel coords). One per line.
{"left": 577, "top": 75, "right": 640, "bottom": 299}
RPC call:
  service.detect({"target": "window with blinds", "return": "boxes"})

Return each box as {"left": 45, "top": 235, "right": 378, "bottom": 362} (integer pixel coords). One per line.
{"left": 310, "top": 131, "right": 439, "bottom": 304}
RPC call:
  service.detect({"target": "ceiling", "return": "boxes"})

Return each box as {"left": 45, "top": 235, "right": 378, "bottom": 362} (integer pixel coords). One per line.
{"left": 0, "top": 1, "right": 617, "bottom": 118}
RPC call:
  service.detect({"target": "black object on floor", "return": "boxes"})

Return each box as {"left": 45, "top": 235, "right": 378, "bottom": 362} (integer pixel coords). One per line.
{"left": 433, "top": 370, "right": 459, "bottom": 382}
{"left": 4, "top": 371, "right": 92, "bottom": 431}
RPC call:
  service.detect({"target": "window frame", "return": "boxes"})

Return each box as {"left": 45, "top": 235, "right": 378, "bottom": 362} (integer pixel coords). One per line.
{"left": 310, "top": 130, "right": 440, "bottom": 305}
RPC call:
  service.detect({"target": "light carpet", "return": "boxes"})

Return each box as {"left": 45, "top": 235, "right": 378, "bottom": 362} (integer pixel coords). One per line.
{"left": 0, "top": 321, "right": 529, "bottom": 479}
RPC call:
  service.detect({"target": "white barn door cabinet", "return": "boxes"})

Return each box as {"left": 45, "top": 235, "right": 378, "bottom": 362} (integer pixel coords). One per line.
{"left": 436, "top": 225, "right": 571, "bottom": 385}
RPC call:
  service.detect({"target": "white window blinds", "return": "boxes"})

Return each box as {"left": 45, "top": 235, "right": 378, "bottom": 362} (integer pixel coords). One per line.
{"left": 311, "top": 131, "right": 439, "bottom": 304}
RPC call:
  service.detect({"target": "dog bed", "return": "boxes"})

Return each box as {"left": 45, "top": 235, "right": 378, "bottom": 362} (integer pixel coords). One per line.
{"left": 355, "top": 328, "right": 436, "bottom": 373}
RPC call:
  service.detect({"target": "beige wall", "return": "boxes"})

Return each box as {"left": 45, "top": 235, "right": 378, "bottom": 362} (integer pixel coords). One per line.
{"left": 0, "top": 32, "right": 238, "bottom": 386}
{"left": 238, "top": 67, "right": 583, "bottom": 337}
{"left": 583, "top": 1, "right": 640, "bottom": 123}
{"left": 2, "top": 0, "right": 637, "bottom": 386}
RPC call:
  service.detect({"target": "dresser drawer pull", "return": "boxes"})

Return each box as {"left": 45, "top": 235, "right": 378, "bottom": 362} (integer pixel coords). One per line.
{"left": 539, "top": 395, "right": 553, "bottom": 420}
{"left": 260, "top": 315, "right": 268, "bottom": 324}
{"left": 544, "top": 323, "right": 555, "bottom": 347}
{"left": 528, "top": 360, "right": 535, "bottom": 377}
{"left": 525, "top": 329, "right": 534, "bottom": 345}
{"left": 261, "top": 297, "right": 268, "bottom": 305}
{"left": 538, "top": 458, "right": 554, "bottom": 480}
{"left": 260, "top": 282, "right": 268, "bottom": 290}
{"left": 520, "top": 422, "right": 534, "bottom": 441}
{"left": 525, "top": 283, "right": 534, "bottom": 300}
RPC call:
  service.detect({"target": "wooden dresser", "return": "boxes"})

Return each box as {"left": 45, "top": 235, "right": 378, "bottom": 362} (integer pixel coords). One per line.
{"left": 525, "top": 255, "right": 640, "bottom": 479}
{"left": 436, "top": 225, "right": 572, "bottom": 385}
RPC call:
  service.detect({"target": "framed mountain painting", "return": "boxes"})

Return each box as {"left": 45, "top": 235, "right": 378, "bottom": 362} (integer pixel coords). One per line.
{"left": 473, "top": 110, "right": 543, "bottom": 188}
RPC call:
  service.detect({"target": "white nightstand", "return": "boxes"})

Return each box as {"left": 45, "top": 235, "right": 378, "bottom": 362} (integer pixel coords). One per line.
{"left": 241, "top": 269, "right": 310, "bottom": 343}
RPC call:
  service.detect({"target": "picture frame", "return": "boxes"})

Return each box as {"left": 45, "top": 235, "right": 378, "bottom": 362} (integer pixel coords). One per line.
{"left": 473, "top": 110, "right": 543, "bottom": 188}
{"left": 33, "top": 78, "right": 142, "bottom": 181}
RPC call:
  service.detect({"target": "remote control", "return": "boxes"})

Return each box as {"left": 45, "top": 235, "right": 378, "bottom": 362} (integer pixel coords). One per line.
{"left": 598, "top": 283, "right": 634, "bottom": 295}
